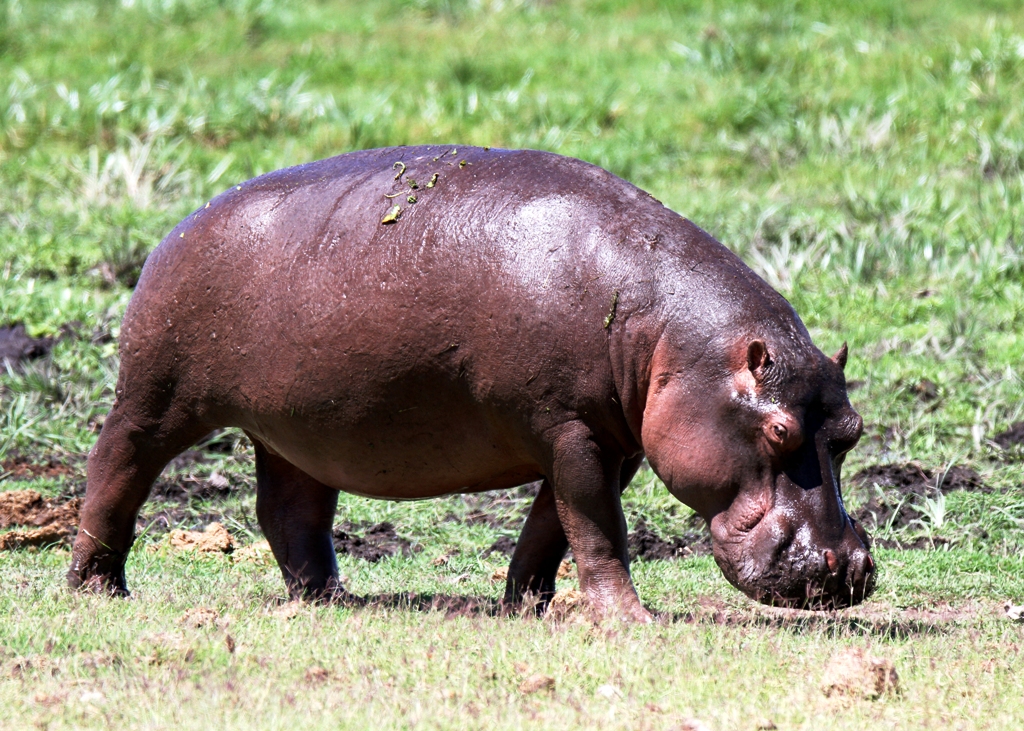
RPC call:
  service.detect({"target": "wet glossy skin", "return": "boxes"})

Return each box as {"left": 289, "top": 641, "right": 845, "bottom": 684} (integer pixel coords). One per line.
{"left": 67, "top": 146, "right": 874, "bottom": 618}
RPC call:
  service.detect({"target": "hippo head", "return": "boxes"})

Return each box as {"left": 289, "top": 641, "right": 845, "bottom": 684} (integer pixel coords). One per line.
{"left": 642, "top": 334, "right": 874, "bottom": 609}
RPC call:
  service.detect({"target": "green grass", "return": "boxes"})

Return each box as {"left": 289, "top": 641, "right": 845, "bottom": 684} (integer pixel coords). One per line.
{"left": 2, "top": 0, "right": 1024, "bottom": 728}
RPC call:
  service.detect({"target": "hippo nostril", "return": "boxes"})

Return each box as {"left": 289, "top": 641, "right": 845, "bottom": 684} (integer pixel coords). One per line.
{"left": 824, "top": 549, "right": 839, "bottom": 575}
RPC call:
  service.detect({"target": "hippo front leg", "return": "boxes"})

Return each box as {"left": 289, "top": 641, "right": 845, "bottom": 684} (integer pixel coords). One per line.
{"left": 545, "top": 425, "right": 651, "bottom": 623}
{"left": 504, "top": 455, "right": 644, "bottom": 614}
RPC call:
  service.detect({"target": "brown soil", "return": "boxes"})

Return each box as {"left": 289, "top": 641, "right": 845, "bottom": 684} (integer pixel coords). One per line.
{"left": 0, "top": 454, "right": 78, "bottom": 481}
{"left": 0, "top": 524, "right": 73, "bottom": 550}
{"left": 0, "top": 490, "right": 80, "bottom": 550}
{"left": 993, "top": 422, "right": 1024, "bottom": 449}
{"left": 847, "top": 462, "right": 989, "bottom": 533}
{"left": 0, "top": 324, "right": 52, "bottom": 369}
{"left": 332, "top": 522, "right": 417, "bottom": 562}
{"left": 628, "top": 516, "right": 711, "bottom": 560}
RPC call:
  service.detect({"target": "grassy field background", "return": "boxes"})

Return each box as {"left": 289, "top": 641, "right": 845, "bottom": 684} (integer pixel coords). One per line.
{"left": 2, "top": 0, "right": 1024, "bottom": 728}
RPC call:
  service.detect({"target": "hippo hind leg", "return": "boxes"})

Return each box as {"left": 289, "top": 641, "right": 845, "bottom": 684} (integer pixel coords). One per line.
{"left": 504, "top": 454, "right": 644, "bottom": 615}
{"left": 250, "top": 437, "right": 351, "bottom": 602}
{"left": 68, "top": 397, "right": 210, "bottom": 595}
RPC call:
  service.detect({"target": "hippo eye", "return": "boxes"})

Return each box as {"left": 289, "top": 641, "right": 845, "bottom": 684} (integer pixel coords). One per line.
{"left": 772, "top": 424, "right": 787, "bottom": 441}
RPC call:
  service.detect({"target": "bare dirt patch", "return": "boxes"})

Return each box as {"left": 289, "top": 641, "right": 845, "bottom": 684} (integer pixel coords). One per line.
{"left": 993, "top": 422, "right": 1024, "bottom": 450}
{"left": 332, "top": 522, "right": 417, "bottom": 562}
{"left": 0, "top": 454, "right": 78, "bottom": 482}
{"left": 0, "top": 489, "right": 80, "bottom": 549}
{"left": 628, "top": 515, "right": 711, "bottom": 560}
{"left": 846, "top": 462, "right": 989, "bottom": 536}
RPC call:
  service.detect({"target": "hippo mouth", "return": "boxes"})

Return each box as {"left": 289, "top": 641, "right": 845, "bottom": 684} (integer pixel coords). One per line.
{"left": 747, "top": 568, "right": 876, "bottom": 610}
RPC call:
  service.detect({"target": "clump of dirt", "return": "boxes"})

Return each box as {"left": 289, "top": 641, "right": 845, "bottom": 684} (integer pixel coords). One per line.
{"left": 0, "top": 454, "right": 77, "bottom": 481}
{"left": 168, "top": 522, "right": 235, "bottom": 553}
{"left": 545, "top": 588, "right": 586, "bottom": 621}
{"left": 0, "top": 490, "right": 80, "bottom": 550}
{"left": 0, "top": 324, "right": 52, "bottom": 369}
{"left": 993, "top": 422, "right": 1024, "bottom": 450}
{"left": 332, "top": 522, "right": 416, "bottom": 562}
{"left": 232, "top": 540, "right": 273, "bottom": 565}
{"left": 628, "top": 516, "right": 710, "bottom": 560}
{"left": 0, "top": 524, "right": 73, "bottom": 550}
{"left": 820, "top": 647, "right": 899, "bottom": 700}
{"left": 847, "top": 462, "right": 989, "bottom": 533}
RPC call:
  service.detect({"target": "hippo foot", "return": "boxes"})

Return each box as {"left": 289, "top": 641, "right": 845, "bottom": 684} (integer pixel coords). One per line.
{"left": 67, "top": 538, "right": 130, "bottom": 597}
{"left": 287, "top": 578, "right": 365, "bottom": 607}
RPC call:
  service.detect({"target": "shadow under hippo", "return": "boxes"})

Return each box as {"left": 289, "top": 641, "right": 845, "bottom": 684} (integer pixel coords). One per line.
{"left": 68, "top": 146, "right": 874, "bottom": 620}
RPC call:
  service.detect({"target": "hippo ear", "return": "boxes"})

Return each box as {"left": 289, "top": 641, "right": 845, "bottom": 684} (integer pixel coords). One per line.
{"left": 832, "top": 342, "right": 849, "bottom": 371}
{"left": 747, "top": 340, "right": 771, "bottom": 381}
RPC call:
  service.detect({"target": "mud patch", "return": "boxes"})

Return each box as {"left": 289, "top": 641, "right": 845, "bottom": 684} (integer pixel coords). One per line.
{"left": 0, "top": 490, "right": 80, "bottom": 549}
{"left": 993, "top": 422, "right": 1024, "bottom": 450}
{"left": 332, "top": 522, "right": 417, "bottom": 562}
{"left": 0, "top": 324, "right": 52, "bottom": 369}
{"left": 628, "top": 516, "right": 711, "bottom": 560}
{"left": 847, "top": 462, "right": 989, "bottom": 534}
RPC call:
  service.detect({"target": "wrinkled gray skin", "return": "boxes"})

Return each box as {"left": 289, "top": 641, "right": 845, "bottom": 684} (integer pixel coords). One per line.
{"left": 68, "top": 146, "right": 873, "bottom": 620}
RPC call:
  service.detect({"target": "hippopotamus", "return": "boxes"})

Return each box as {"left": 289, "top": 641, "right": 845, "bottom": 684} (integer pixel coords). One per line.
{"left": 67, "top": 145, "right": 874, "bottom": 620}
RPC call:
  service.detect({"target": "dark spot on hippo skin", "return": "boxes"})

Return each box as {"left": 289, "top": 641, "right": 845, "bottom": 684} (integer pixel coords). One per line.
{"left": 628, "top": 516, "right": 711, "bottom": 560}
{"left": 332, "top": 521, "right": 419, "bottom": 562}
{"left": 0, "top": 324, "right": 53, "bottom": 369}
{"left": 993, "top": 422, "right": 1024, "bottom": 450}
{"left": 846, "top": 462, "right": 989, "bottom": 536}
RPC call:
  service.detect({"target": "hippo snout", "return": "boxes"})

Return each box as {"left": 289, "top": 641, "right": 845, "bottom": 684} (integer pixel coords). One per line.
{"left": 715, "top": 517, "right": 876, "bottom": 610}
{"left": 775, "top": 529, "right": 876, "bottom": 609}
